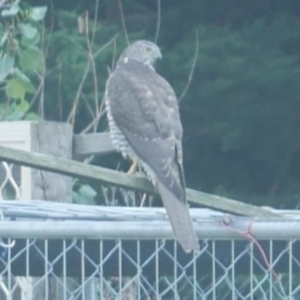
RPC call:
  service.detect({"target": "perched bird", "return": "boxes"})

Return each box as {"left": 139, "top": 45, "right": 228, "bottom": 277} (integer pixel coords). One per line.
{"left": 105, "top": 40, "right": 199, "bottom": 252}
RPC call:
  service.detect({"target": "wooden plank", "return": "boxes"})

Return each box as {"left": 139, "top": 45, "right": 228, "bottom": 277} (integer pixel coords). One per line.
{"left": 73, "top": 132, "right": 114, "bottom": 156}
{"left": 31, "top": 122, "right": 73, "bottom": 203}
{"left": 0, "top": 143, "right": 152, "bottom": 193}
{"left": 0, "top": 144, "right": 282, "bottom": 218}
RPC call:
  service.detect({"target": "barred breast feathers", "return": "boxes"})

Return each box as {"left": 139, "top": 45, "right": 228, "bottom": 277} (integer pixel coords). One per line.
{"left": 105, "top": 93, "right": 157, "bottom": 186}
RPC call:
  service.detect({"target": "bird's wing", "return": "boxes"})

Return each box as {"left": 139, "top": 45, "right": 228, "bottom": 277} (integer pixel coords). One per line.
{"left": 107, "top": 60, "right": 185, "bottom": 200}
{"left": 106, "top": 61, "right": 199, "bottom": 252}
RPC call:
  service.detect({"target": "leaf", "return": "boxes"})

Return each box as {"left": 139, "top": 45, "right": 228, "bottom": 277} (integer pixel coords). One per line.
{"left": 0, "top": 55, "right": 14, "bottom": 82}
{"left": 24, "top": 112, "right": 39, "bottom": 120}
{"left": 6, "top": 110, "right": 24, "bottom": 121}
{"left": 18, "top": 99, "right": 29, "bottom": 111}
{"left": 21, "top": 32, "right": 40, "bottom": 47}
{"left": 29, "top": 6, "right": 47, "bottom": 21}
{"left": 78, "top": 184, "right": 97, "bottom": 198}
{"left": 19, "top": 48, "right": 44, "bottom": 73}
{"left": 72, "top": 191, "right": 95, "bottom": 205}
{"left": 14, "top": 68, "right": 31, "bottom": 81}
{"left": 1, "top": 4, "right": 19, "bottom": 17}
{"left": 1, "top": 31, "right": 9, "bottom": 46}
{"left": 18, "top": 23, "right": 38, "bottom": 40}
{"left": 0, "top": 103, "right": 9, "bottom": 119}
{"left": 5, "top": 78, "right": 35, "bottom": 101}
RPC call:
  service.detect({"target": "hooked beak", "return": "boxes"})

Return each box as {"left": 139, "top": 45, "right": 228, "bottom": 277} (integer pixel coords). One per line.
{"left": 156, "top": 50, "right": 162, "bottom": 60}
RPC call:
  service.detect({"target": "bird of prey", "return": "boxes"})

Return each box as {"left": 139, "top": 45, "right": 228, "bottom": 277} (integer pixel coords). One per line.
{"left": 105, "top": 40, "right": 199, "bottom": 252}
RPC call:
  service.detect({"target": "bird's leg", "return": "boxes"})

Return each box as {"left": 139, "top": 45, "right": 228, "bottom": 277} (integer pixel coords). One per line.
{"left": 127, "top": 159, "right": 138, "bottom": 174}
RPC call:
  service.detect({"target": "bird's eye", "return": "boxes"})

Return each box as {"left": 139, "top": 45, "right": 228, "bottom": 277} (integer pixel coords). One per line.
{"left": 143, "top": 46, "right": 151, "bottom": 52}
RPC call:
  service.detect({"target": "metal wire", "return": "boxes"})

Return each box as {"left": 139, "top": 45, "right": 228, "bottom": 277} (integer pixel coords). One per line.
{"left": 0, "top": 204, "right": 299, "bottom": 300}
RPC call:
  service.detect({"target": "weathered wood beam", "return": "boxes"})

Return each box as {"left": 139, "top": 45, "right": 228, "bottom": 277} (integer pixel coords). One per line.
{"left": 73, "top": 132, "right": 114, "bottom": 156}
{"left": 0, "top": 144, "right": 153, "bottom": 191}
{"left": 31, "top": 121, "right": 73, "bottom": 203}
{"left": 0, "top": 144, "right": 151, "bottom": 192}
{"left": 0, "top": 144, "right": 281, "bottom": 217}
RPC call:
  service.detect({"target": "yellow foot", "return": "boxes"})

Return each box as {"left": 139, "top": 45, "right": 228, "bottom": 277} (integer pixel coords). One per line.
{"left": 127, "top": 160, "right": 138, "bottom": 174}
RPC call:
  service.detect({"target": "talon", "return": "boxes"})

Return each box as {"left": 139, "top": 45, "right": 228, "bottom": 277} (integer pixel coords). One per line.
{"left": 127, "top": 159, "right": 138, "bottom": 174}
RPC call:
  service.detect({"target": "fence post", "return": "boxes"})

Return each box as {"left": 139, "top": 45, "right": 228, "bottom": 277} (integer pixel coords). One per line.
{"left": 0, "top": 121, "right": 73, "bottom": 202}
{"left": 31, "top": 122, "right": 73, "bottom": 300}
{"left": 30, "top": 121, "right": 73, "bottom": 202}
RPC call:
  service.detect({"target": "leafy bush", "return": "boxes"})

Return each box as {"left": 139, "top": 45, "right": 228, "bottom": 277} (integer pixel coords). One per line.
{"left": 0, "top": 2, "right": 46, "bottom": 120}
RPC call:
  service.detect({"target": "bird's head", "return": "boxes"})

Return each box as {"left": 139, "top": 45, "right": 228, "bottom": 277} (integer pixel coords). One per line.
{"left": 119, "top": 40, "right": 162, "bottom": 68}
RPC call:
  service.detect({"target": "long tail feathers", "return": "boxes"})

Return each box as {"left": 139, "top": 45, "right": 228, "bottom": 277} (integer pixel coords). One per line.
{"left": 157, "top": 182, "right": 199, "bottom": 253}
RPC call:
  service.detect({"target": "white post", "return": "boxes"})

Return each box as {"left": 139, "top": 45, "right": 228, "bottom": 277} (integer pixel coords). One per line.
{"left": 0, "top": 121, "right": 72, "bottom": 202}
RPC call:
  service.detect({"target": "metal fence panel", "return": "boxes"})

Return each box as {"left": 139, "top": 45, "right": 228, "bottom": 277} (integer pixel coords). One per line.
{"left": 0, "top": 238, "right": 299, "bottom": 300}
{"left": 0, "top": 201, "right": 298, "bottom": 299}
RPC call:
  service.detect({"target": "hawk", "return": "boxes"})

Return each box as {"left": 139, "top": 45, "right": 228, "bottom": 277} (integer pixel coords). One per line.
{"left": 105, "top": 40, "right": 199, "bottom": 253}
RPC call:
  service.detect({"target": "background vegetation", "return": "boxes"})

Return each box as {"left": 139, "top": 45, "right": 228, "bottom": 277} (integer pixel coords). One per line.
{"left": 0, "top": 0, "right": 299, "bottom": 208}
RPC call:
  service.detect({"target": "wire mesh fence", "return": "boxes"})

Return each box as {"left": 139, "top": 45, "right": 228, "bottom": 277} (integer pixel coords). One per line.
{"left": 0, "top": 201, "right": 299, "bottom": 299}
{"left": 0, "top": 235, "right": 300, "bottom": 299}
{"left": 0, "top": 162, "right": 22, "bottom": 200}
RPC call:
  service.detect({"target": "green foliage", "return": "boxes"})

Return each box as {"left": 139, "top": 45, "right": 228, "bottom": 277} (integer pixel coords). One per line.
{"left": 73, "top": 183, "right": 97, "bottom": 205}
{"left": 19, "top": 47, "right": 44, "bottom": 72}
{"left": 43, "top": 10, "right": 141, "bottom": 129}
{"left": 0, "top": 55, "right": 14, "bottom": 81}
{"left": 163, "top": 16, "right": 300, "bottom": 203}
{"left": 5, "top": 77, "right": 35, "bottom": 101}
{"left": 0, "top": 1, "right": 47, "bottom": 120}
{"left": 28, "top": 6, "right": 47, "bottom": 21}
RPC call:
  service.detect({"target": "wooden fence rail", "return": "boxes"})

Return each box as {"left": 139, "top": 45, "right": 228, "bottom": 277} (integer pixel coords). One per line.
{"left": 0, "top": 143, "right": 281, "bottom": 218}
{"left": 73, "top": 132, "right": 113, "bottom": 156}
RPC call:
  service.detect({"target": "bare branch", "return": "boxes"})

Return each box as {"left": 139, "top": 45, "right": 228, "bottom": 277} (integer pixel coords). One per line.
{"left": 118, "top": 0, "right": 130, "bottom": 45}
{"left": 82, "top": 94, "right": 96, "bottom": 121}
{"left": 111, "top": 37, "right": 118, "bottom": 69}
{"left": 178, "top": 30, "right": 199, "bottom": 103}
{"left": 154, "top": 0, "right": 161, "bottom": 43}
{"left": 38, "top": 75, "right": 45, "bottom": 119}
{"left": 90, "top": 0, "right": 99, "bottom": 45}
{"left": 22, "top": 80, "right": 44, "bottom": 119}
{"left": 93, "top": 34, "right": 119, "bottom": 58}
{"left": 81, "top": 104, "right": 106, "bottom": 134}
{"left": 85, "top": 12, "right": 99, "bottom": 115}
{"left": 66, "top": 60, "right": 91, "bottom": 125}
